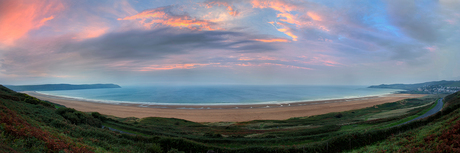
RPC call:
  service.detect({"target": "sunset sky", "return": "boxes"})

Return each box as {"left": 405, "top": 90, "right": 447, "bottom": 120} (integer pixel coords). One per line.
{"left": 1, "top": 0, "right": 459, "bottom": 85}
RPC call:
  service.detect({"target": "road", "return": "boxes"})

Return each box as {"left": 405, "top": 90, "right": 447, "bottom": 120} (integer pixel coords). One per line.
{"left": 396, "top": 98, "right": 443, "bottom": 126}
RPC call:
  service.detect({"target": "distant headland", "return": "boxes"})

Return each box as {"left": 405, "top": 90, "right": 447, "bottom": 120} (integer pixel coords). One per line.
{"left": 369, "top": 80, "right": 460, "bottom": 94}
{"left": 4, "top": 84, "right": 121, "bottom": 91}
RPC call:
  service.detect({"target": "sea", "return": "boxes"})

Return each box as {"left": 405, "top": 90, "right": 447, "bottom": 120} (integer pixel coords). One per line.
{"left": 37, "top": 85, "right": 403, "bottom": 106}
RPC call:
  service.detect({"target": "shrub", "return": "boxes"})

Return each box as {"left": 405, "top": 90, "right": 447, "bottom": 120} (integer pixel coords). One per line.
{"left": 204, "top": 132, "right": 222, "bottom": 138}
{"left": 24, "top": 97, "right": 40, "bottom": 105}
{"left": 167, "top": 148, "right": 184, "bottom": 153}
{"left": 55, "top": 108, "right": 102, "bottom": 127}
{"left": 334, "top": 113, "right": 343, "bottom": 118}
{"left": 146, "top": 143, "right": 163, "bottom": 153}
{"left": 91, "top": 112, "right": 107, "bottom": 121}
{"left": 49, "top": 120, "right": 68, "bottom": 129}
{"left": 38, "top": 100, "right": 54, "bottom": 108}
{"left": 56, "top": 107, "right": 76, "bottom": 115}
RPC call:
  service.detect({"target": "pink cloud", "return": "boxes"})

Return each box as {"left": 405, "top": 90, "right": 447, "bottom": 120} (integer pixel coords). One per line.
{"left": 251, "top": 0, "right": 299, "bottom": 13}
{"left": 72, "top": 26, "right": 110, "bottom": 40}
{"left": 307, "top": 12, "right": 322, "bottom": 21}
{"left": 252, "top": 38, "right": 290, "bottom": 42}
{"left": 236, "top": 62, "right": 312, "bottom": 70}
{"left": 252, "top": 0, "right": 330, "bottom": 41}
{"left": 205, "top": 1, "right": 239, "bottom": 16}
{"left": 275, "top": 23, "right": 298, "bottom": 41}
{"left": 298, "top": 55, "right": 343, "bottom": 67}
{"left": 0, "top": 0, "right": 64, "bottom": 46}
{"left": 39, "top": 16, "right": 55, "bottom": 26}
{"left": 238, "top": 56, "right": 280, "bottom": 61}
{"left": 118, "top": 7, "right": 220, "bottom": 31}
{"left": 425, "top": 46, "right": 437, "bottom": 52}
{"left": 137, "top": 63, "right": 220, "bottom": 71}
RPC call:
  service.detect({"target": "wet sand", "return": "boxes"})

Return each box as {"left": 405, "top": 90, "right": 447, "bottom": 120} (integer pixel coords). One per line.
{"left": 25, "top": 91, "right": 425, "bottom": 122}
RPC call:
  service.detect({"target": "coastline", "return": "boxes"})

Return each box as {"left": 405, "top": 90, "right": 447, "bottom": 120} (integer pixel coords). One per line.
{"left": 24, "top": 91, "right": 426, "bottom": 122}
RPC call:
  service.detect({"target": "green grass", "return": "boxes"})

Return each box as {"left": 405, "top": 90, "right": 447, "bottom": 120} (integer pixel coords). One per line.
{"left": 101, "top": 123, "right": 146, "bottom": 136}
{"left": 348, "top": 99, "right": 460, "bottom": 152}
{"left": 380, "top": 99, "right": 440, "bottom": 128}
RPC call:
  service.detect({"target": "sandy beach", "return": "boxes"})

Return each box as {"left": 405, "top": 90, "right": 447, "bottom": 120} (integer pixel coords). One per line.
{"left": 25, "top": 91, "right": 425, "bottom": 122}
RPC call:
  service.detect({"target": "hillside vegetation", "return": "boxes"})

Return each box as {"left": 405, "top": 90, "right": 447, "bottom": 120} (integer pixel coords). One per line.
{"left": 350, "top": 91, "right": 460, "bottom": 152}
{"left": 0, "top": 85, "right": 458, "bottom": 152}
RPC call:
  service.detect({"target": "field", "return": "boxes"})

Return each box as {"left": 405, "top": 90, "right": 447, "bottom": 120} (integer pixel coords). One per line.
{"left": 1, "top": 85, "right": 458, "bottom": 152}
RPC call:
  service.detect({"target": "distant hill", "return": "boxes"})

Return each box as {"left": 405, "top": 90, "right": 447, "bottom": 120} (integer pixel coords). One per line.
{"left": 4, "top": 83, "right": 121, "bottom": 91}
{"left": 369, "top": 80, "right": 460, "bottom": 94}
{"left": 369, "top": 80, "right": 460, "bottom": 90}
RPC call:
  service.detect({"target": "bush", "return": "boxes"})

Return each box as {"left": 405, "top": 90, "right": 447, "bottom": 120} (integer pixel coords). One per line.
{"left": 334, "top": 113, "right": 343, "bottom": 118}
{"left": 56, "top": 107, "right": 77, "bottom": 115}
{"left": 167, "top": 148, "right": 184, "bottom": 153}
{"left": 49, "top": 119, "right": 69, "bottom": 129}
{"left": 23, "top": 96, "right": 55, "bottom": 108}
{"left": 91, "top": 112, "right": 107, "bottom": 121}
{"left": 39, "top": 101, "right": 54, "bottom": 108}
{"left": 24, "top": 97, "right": 40, "bottom": 105}
{"left": 55, "top": 108, "right": 102, "bottom": 127}
{"left": 146, "top": 143, "right": 163, "bottom": 153}
{"left": 204, "top": 132, "right": 222, "bottom": 138}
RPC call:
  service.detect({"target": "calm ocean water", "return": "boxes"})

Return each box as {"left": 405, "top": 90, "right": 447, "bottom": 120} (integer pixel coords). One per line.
{"left": 38, "top": 85, "right": 402, "bottom": 105}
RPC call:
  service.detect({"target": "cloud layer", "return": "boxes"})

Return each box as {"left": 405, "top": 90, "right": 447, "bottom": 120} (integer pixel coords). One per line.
{"left": 1, "top": 0, "right": 459, "bottom": 85}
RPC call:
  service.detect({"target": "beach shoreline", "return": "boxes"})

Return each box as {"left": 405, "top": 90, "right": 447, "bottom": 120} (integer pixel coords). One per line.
{"left": 24, "top": 91, "right": 426, "bottom": 122}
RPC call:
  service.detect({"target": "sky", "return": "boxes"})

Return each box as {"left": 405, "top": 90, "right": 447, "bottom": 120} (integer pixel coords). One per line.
{"left": 0, "top": 0, "right": 460, "bottom": 86}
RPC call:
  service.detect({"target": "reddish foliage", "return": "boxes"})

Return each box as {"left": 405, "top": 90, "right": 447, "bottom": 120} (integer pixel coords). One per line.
{"left": 447, "top": 116, "right": 459, "bottom": 124}
{"left": 387, "top": 114, "right": 460, "bottom": 152}
{"left": 423, "top": 116, "right": 460, "bottom": 153}
{"left": 0, "top": 142, "right": 18, "bottom": 153}
{"left": 0, "top": 94, "right": 20, "bottom": 101}
{"left": 0, "top": 105, "right": 93, "bottom": 153}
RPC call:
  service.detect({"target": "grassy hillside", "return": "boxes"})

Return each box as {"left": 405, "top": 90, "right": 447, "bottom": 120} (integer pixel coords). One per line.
{"left": 349, "top": 91, "right": 460, "bottom": 152}
{"left": 0, "top": 84, "right": 458, "bottom": 152}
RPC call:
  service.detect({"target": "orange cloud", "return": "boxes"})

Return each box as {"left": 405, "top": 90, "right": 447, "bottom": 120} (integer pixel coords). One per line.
{"left": 251, "top": 0, "right": 302, "bottom": 41}
{"left": 118, "top": 7, "right": 219, "bottom": 31}
{"left": 258, "top": 56, "right": 278, "bottom": 60}
{"left": 236, "top": 62, "right": 312, "bottom": 70}
{"left": 252, "top": 0, "right": 298, "bottom": 13}
{"left": 238, "top": 56, "right": 278, "bottom": 61}
{"left": 0, "top": 0, "right": 64, "bottom": 46}
{"left": 276, "top": 27, "right": 298, "bottom": 41}
{"left": 277, "top": 12, "right": 298, "bottom": 25}
{"left": 307, "top": 12, "right": 322, "bottom": 21}
{"left": 298, "top": 55, "right": 342, "bottom": 67}
{"left": 238, "top": 57, "right": 255, "bottom": 61}
{"left": 39, "top": 16, "right": 55, "bottom": 26}
{"left": 252, "top": 38, "right": 290, "bottom": 42}
{"left": 252, "top": 0, "right": 329, "bottom": 40}
{"left": 205, "top": 1, "right": 239, "bottom": 16}
{"left": 73, "top": 26, "right": 110, "bottom": 40}
{"left": 138, "top": 63, "right": 220, "bottom": 71}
